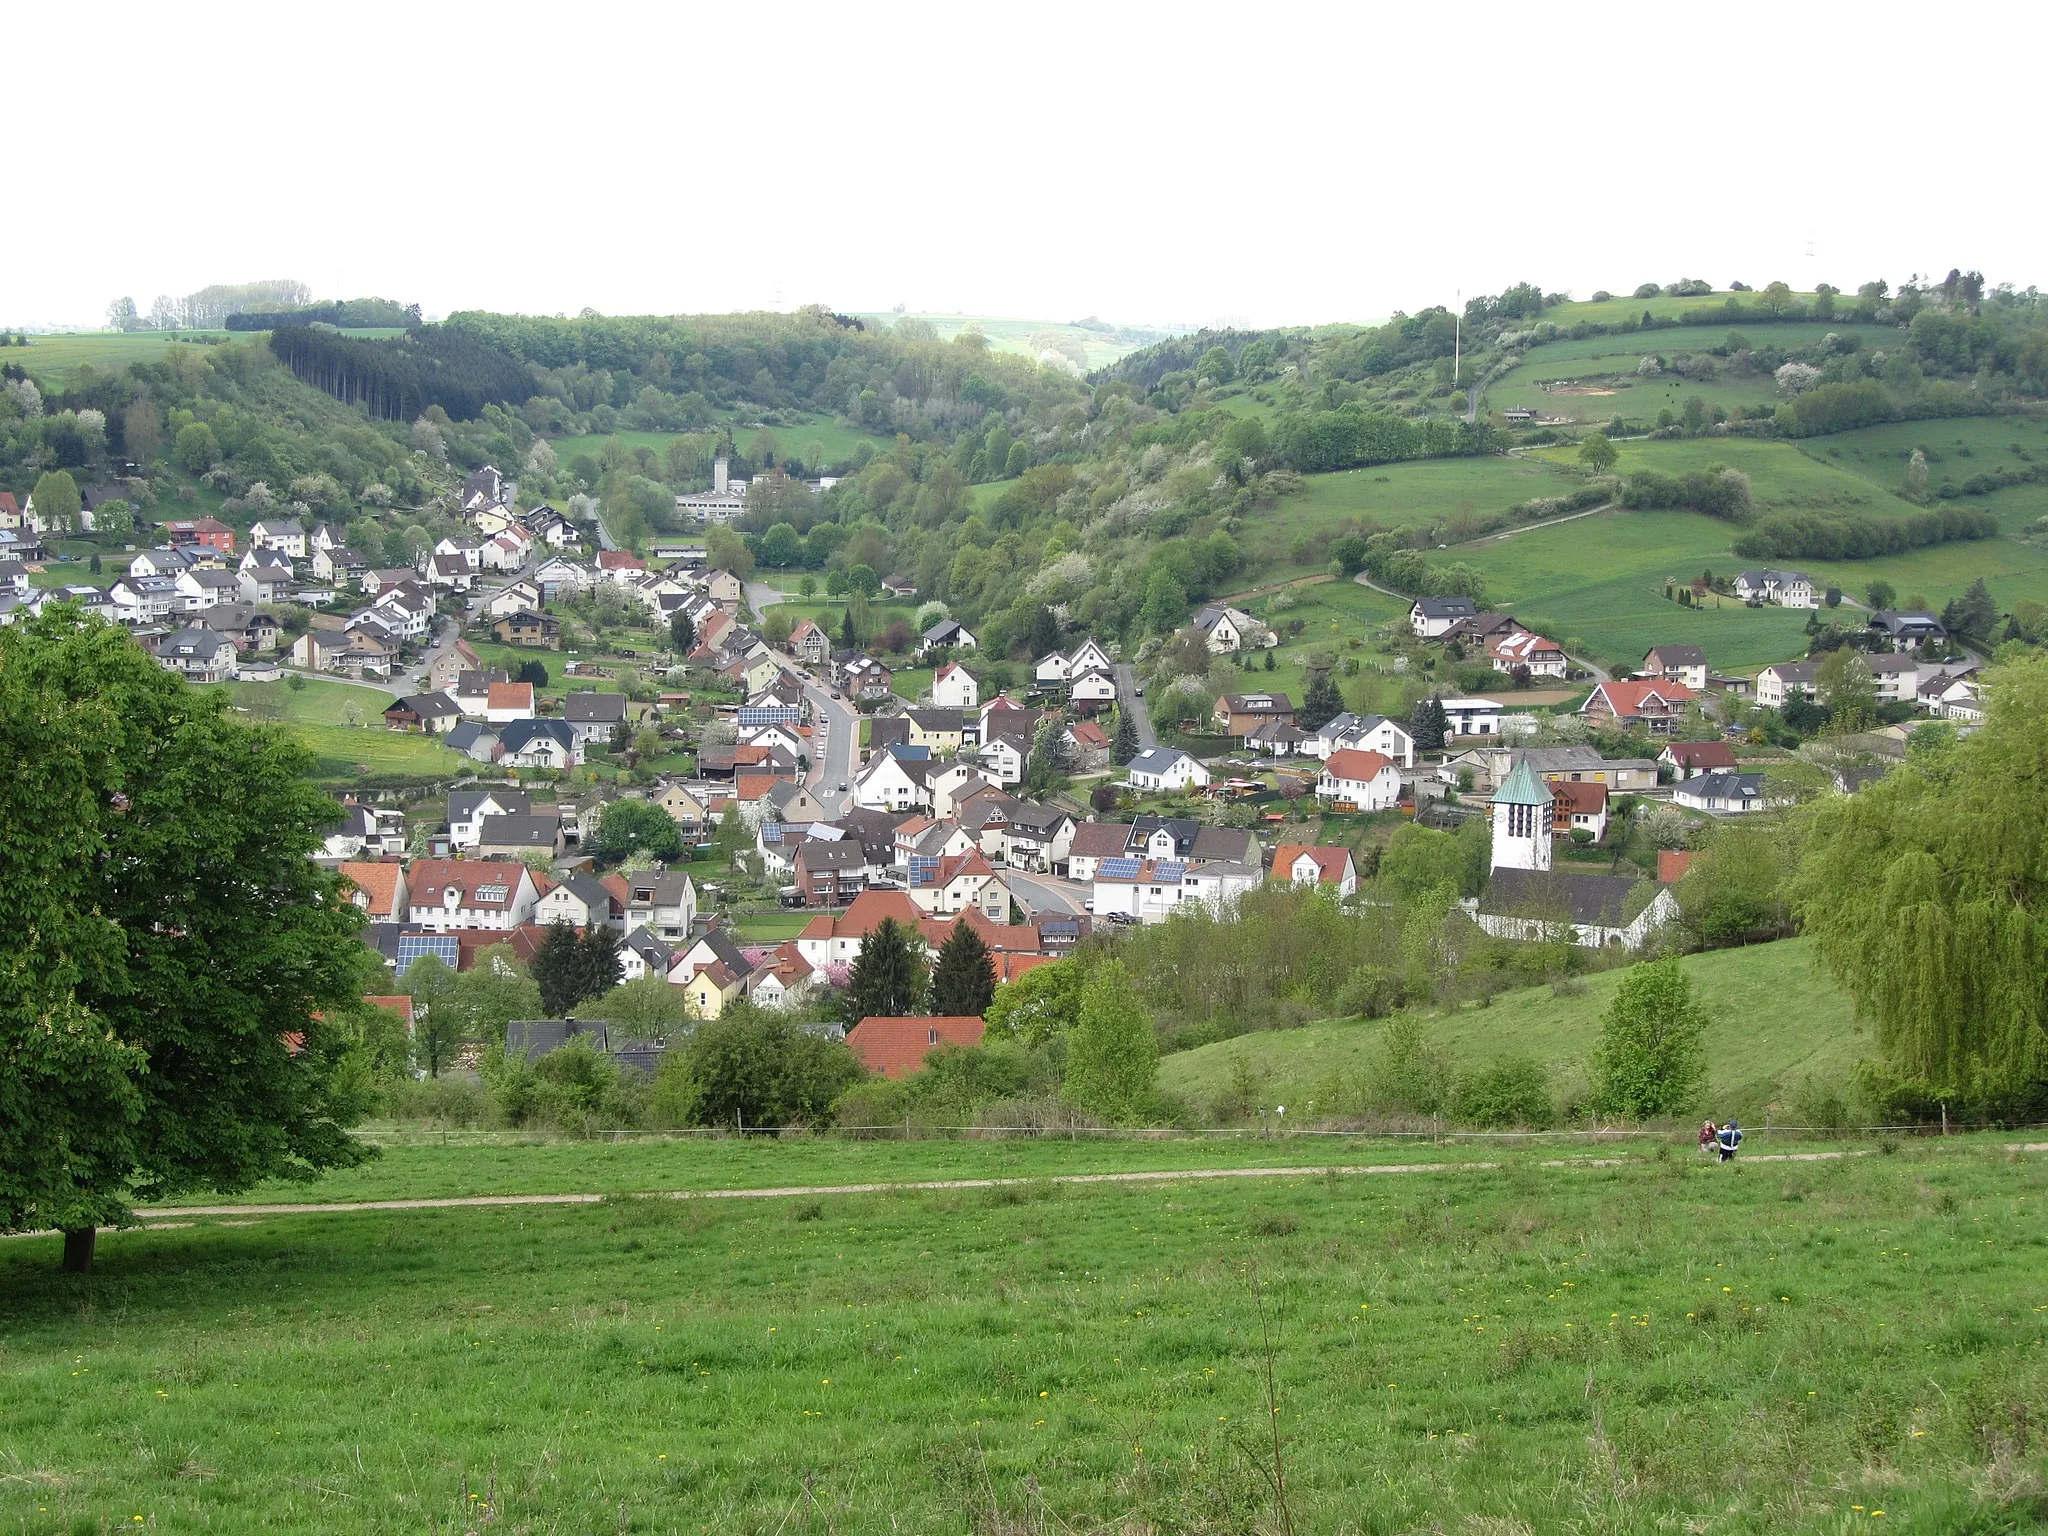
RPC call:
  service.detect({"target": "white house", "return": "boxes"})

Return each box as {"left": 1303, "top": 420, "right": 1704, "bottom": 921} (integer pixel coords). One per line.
{"left": 1732, "top": 570, "right": 1817, "bottom": 609}
{"left": 1641, "top": 645, "right": 1710, "bottom": 691}
{"left": 1489, "top": 631, "right": 1568, "bottom": 679}
{"left": 1313, "top": 712, "right": 1415, "bottom": 768}
{"left": 1755, "top": 662, "right": 1817, "bottom": 710}
{"left": 1271, "top": 844, "right": 1358, "bottom": 899}
{"left": 1035, "top": 638, "right": 1114, "bottom": 688}
{"left": 1315, "top": 749, "right": 1401, "bottom": 811}
{"left": 1442, "top": 698, "right": 1504, "bottom": 738}
{"left": 403, "top": 859, "right": 539, "bottom": 932}
{"left": 484, "top": 580, "right": 541, "bottom": 618}
{"left": 248, "top": 519, "right": 307, "bottom": 559}
{"left": 1192, "top": 605, "right": 1268, "bottom": 653}
{"left": 1069, "top": 668, "right": 1118, "bottom": 708}
{"left": 1091, "top": 857, "right": 1260, "bottom": 924}
{"left": 920, "top": 619, "right": 976, "bottom": 655}
{"left": 853, "top": 751, "right": 931, "bottom": 813}
{"left": 1673, "top": 770, "right": 1772, "bottom": 813}
{"left": 1410, "top": 596, "right": 1477, "bottom": 638}
{"left": 1125, "top": 748, "right": 1210, "bottom": 793}
{"left": 931, "top": 663, "right": 980, "bottom": 708}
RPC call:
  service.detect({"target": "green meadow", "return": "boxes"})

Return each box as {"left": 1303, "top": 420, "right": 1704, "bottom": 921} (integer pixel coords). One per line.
{"left": 1430, "top": 508, "right": 1813, "bottom": 671}
{"left": 1256, "top": 456, "right": 1571, "bottom": 569}
{"left": 1160, "top": 938, "right": 1862, "bottom": 1121}
{"left": 1543, "top": 292, "right": 1828, "bottom": 327}
{"left": 5, "top": 1135, "right": 2047, "bottom": 1533}
{"left": 200, "top": 678, "right": 466, "bottom": 781}
{"left": 550, "top": 417, "right": 897, "bottom": 475}
{"left": 850, "top": 313, "right": 1150, "bottom": 370}
{"left": 11, "top": 329, "right": 401, "bottom": 385}
{"left": 1488, "top": 364, "right": 1778, "bottom": 425}
{"left": 1799, "top": 417, "right": 2048, "bottom": 533}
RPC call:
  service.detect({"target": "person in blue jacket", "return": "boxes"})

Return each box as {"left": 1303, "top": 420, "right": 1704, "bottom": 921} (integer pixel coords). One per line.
{"left": 1716, "top": 1119, "right": 1743, "bottom": 1162}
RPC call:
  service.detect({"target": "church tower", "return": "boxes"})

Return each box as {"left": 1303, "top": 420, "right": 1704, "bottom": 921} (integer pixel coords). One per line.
{"left": 1489, "top": 759, "right": 1553, "bottom": 873}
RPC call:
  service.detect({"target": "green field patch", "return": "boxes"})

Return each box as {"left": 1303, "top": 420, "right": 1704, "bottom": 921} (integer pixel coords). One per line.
{"left": 1536, "top": 436, "right": 1901, "bottom": 518}
{"left": 1805, "top": 535, "right": 2048, "bottom": 612}
{"left": 1257, "top": 457, "right": 1571, "bottom": 568}
{"left": 3, "top": 1132, "right": 2041, "bottom": 1530}
{"left": 1489, "top": 364, "right": 1778, "bottom": 425}
{"left": 1797, "top": 416, "right": 2048, "bottom": 533}
{"left": 1432, "top": 508, "right": 1813, "bottom": 670}
{"left": 850, "top": 312, "right": 1150, "bottom": 370}
{"left": 551, "top": 417, "right": 896, "bottom": 474}
{"left": 1160, "top": 937, "right": 1861, "bottom": 1116}
{"left": 1543, "top": 292, "right": 1829, "bottom": 327}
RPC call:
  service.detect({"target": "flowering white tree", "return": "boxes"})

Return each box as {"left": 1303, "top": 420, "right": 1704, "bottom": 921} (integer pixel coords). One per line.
{"left": 1774, "top": 362, "right": 1822, "bottom": 396}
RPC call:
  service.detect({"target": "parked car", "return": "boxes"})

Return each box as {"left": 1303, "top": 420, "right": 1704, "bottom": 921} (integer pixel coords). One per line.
{"left": 1106, "top": 911, "right": 1137, "bottom": 926}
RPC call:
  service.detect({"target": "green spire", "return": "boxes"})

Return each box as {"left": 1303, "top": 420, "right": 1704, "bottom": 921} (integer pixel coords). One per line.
{"left": 1491, "top": 758, "right": 1551, "bottom": 807}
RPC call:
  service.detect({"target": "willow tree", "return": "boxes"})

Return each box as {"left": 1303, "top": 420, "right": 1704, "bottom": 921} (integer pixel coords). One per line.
{"left": 1794, "top": 656, "right": 2048, "bottom": 1107}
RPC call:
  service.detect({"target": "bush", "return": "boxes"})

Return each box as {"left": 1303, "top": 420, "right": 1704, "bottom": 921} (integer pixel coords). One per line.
{"left": 1453, "top": 1055, "right": 1555, "bottom": 1128}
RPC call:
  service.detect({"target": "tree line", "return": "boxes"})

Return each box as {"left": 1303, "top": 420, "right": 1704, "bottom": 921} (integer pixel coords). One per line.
{"left": 269, "top": 324, "right": 532, "bottom": 422}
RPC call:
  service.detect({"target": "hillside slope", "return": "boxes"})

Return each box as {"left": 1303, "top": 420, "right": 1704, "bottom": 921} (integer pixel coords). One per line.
{"left": 1158, "top": 938, "right": 1867, "bottom": 1121}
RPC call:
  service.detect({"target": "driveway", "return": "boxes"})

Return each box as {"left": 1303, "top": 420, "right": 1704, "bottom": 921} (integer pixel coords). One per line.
{"left": 1112, "top": 663, "right": 1156, "bottom": 749}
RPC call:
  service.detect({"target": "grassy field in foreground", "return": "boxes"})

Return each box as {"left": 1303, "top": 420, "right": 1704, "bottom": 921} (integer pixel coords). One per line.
{"left": 1429, "top": 508, "right": 1814, "bottom": 671}
{"left": 1160, "top": 938, "right": 1865, "bottom": 1120}
{"left": 6, "top": 1138, "right": 2047, "bottom": 1532}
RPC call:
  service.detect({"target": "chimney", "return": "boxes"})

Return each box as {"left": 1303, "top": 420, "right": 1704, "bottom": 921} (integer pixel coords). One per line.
{"left": 713, "top": 455, "right": 729, "bottom": 495}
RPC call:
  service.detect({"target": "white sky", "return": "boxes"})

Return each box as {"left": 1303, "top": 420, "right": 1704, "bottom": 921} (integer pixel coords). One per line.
{"left": 14, "top": 1, "right": 2042, "bottom": 332}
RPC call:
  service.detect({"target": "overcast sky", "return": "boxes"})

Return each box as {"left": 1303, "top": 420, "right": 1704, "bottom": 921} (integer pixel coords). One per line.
{"left": 16, "top": 2, "right": 2041, "bottom": 332}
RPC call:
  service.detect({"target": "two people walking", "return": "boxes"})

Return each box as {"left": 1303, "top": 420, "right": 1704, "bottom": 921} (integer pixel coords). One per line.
{"left": 1699, "top": 1119, "right": 1742, "bottom": 1161}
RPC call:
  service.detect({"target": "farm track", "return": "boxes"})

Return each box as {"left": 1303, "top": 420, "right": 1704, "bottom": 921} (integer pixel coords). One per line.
{"left": 16, "top": 1143, "right": 2033, "bottom": 1234}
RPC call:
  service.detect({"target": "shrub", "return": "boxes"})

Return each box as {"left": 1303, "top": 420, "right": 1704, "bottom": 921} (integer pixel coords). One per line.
{"left": 1453, "top": 1055, "right": 1556, "bottom": 1128}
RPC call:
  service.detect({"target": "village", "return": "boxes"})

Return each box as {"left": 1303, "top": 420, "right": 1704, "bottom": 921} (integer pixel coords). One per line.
{"left": 1, "top": 455, "right": 1995, "bottom": 1090}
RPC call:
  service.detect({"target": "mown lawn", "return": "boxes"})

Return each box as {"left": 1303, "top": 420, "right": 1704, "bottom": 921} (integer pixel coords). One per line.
{"left": 1159, "top": 937, "right": 1865, "bottom": 1120}
{"left": 4, "top": 1136, "right": 2046, "bottom": 1532}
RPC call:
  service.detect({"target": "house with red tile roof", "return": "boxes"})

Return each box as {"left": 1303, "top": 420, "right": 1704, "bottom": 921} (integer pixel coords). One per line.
{"left": 1315, "top": 749, "right": 1401, "bottom": 811}
{"left": 847, "top": 1015, "right": 986, "bottom": 1079}
{"left": 403, "top": 858, "right": 540, "bottom": 930}
{"left": 1658, "top": 739, "right": 1738, "bottom": 778}
{"left": 363, "top": 994, "right": 415, "bottom": 1030}
{"left": 1578, "top": 679, "right": 1696, "bottom": 736}
{"left": 906, "top": 850, "right": 1012, "bottom": 920}
{"left": 1550, "top": 779, "right": 1609, "bottom": 842}
{"left": 485, "top": 681, "right": 536, "bottom": 722}
{"left": 338, "top": 860, "right": 408, "bottom": 920}
{"left": 1270, "top": 844, "right": 1356, "bottom": 898}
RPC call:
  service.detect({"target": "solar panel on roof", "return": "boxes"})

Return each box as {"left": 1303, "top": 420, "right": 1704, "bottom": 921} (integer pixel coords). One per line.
{"left": 395, "top": 934, "right": 460, "bottom": 977}
{"left": 1153, "top": 861, "right": 1188, "bottom": 882}
{"left": 1097, "top": 857, "right": 1142, "bottom": 880}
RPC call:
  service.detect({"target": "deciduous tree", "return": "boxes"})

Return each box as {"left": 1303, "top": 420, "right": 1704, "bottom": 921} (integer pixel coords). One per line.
{"left": 1590, "top": 958, "right": 1709, "bottom": 1119}
{"left": 0, "top": 612, "right": 374, "bottom": 1271}
{"left": 1062, "top": 960, "right": 1156, "bottom": 1124}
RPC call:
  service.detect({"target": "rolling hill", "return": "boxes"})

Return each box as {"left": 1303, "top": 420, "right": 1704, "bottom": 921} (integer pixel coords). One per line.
{"left": 1158, "top": 937, "right": 1867, "bottom": 1123}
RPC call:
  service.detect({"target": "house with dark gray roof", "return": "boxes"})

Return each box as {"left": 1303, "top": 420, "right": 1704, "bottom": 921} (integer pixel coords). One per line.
{"left": 561, "top": 689, "right": 629, "bottom": 744}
